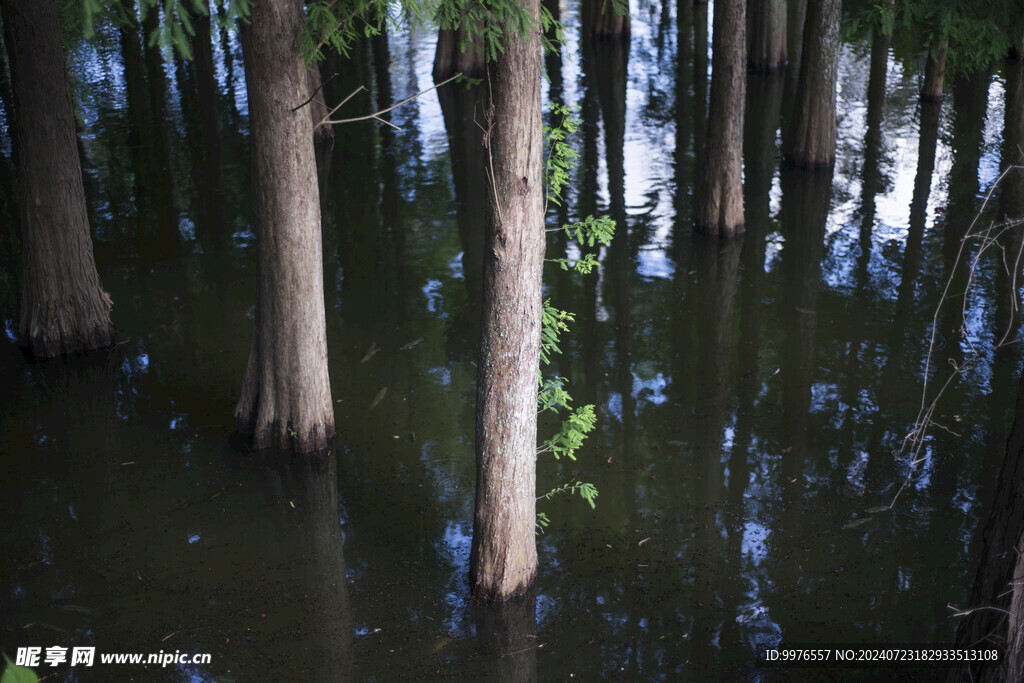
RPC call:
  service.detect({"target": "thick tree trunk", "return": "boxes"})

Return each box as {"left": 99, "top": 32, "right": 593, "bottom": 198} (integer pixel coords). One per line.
{"left": 782, "top": 0, "right": 840, "bottom": 168}
{"left": 235, "top": 0, "right": 334, "bottom": 453}
{"left": 471, "top": 0, "right": 544, "bottom": 603}
{"left": 748, "top": 0, "right": 787, "bottom": 73}
{"left": 2, "top": 0, "right": 113, "bottom": 358}
{"left": 921, "top": 36, "right": 948, "bottom": 102}
{"left": 697, "top": 0, "right": 745, "bottom": 236}
{"left": 585, "top": 0, "right": 630, "bottom": 41}
{"left": 433, "top": 26, "right": 486, "bottom": 82}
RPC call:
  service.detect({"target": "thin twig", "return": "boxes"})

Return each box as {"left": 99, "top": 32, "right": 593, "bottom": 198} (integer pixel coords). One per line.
{"left": 892, "top": 161, "right": 1024, "bottom": 508}
{"left": 948, "top": 603, "right": 1011, "bottom": 618}
{"left": 320, "top": 73, "right": 462, "bottom": 129}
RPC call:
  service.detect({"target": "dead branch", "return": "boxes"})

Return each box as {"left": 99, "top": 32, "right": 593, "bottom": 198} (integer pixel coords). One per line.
{"left": 892, "top": 161, "right": 1024, "bottom": 508}
{"left": 319, "top": 72, "right": 463, "bottom": 131}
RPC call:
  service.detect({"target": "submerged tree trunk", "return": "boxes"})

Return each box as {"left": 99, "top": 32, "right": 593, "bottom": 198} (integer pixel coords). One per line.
{"left": 235, "top": 0, "right": 334, "bottom": 453}
{"left": 697, "top": 0, "right": 745, "bottom": 236}
{"left": 921, "top": 36, "right": 948, "bottom": 102}
{"left": 782, "top": 0, "right": 840, "bottom": 168}
{"left": 433, "top": 26, "right": 486, "bottom": 82}
{"left": 471, "top": 0, "right": 544, "bottom": 603}
{"left": 2, "top": 0, "right": 113, "bottom": 358}
{"left": 748, "top": 0, "right": 787, "bottom": 73}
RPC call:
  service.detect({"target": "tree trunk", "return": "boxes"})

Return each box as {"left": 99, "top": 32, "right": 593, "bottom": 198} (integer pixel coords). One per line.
{"left": 585, "top": 0, "right": 630, "bottom": 41}
{"left": 471, "top": 0, "right": 544, "bottom": 603}
{"left": 433, "top": 26, "right": 486, "bottom": 82}
{"left": 782, "top": 0, "right": 840, "bottom": 168}
{"left": 921, "top": 36, "right": 948, "bottom": 102}
{"left": 748, "top": 0, "right": 787, "bottom": 73}
{"left": 235, "top": 0, "right": 334, "bottom": 453}
{"left": 697, "top": 0, "right": 745, "bottom": 236}
{"left": 1, "top": 0, "right": 113, "bottom": 358}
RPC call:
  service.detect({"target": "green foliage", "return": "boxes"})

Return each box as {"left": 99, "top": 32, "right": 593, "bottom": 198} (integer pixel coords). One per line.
{"left": 897, "top": 0, "right": 1020, "bottom": 77}
{"left": 543, "top": 103, "right": 616, "bottom": 273}
{"left": 547, "top": 215, "right": 616, "bottom": 272}
{"left": 1, "top": 655, "right": 38, "bottom": 683}
{"left": 433, "top": 0, "right": 564, "bottom": 64}
{"left": 544, "top": 103, "right": 580, "bottom": 206}
{"left": 536, "top": 481, "right": 599, "bottom": 532}
{"left": 300, "top": 0, "right": 394, "bottom": 62}
{"left": 539, "top": 481, "right": 599, "bottom": 507}
{"left": 79, "top": 0, "right": 251, "bottom": 60}
{"left": 539, "top": 300, "right": 572, "bottom": 368}
{"left": 535, "top": 101, "right": 610, "bottom": 528}
{"left": 539, "top": 404, "right": 597, "bottom": 461}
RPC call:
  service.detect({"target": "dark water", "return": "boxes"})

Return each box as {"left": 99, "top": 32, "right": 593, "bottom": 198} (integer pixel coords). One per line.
{"left": 2, "top": 2, "right": 1022, "bottom": 680}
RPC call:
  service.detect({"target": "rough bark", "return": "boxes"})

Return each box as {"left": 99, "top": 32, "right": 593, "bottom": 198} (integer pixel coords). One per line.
{"left": 432, "top": 26, "right": 486, "bottom": 82}
{"left": 782, "top": 0, "right": 840, "bottom": 168}
{"left": 748, "top": 0, "right": 787, "bottom": 73}
{"left": 921, "top": 36, "right": 948, "bottom": 102}
{"left": 2, "top": 0, "right": 113, "bottom": 358}
{"left": 235, "top": 0, "right": 334, "bottom": 453}
{"left": 585, "top": 0, "right": 630, "bottom": 41}
{"left": 697, "top": 0, "right": 745, "bottom": 236}
{"left": 471, "top": 0, "right": 544, "bottom": 603}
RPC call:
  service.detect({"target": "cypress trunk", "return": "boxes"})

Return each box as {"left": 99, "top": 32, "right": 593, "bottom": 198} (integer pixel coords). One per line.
{"left": 782, "top": 0, "right": 840, "bottom": 168}
{"left": 471, "top": 0, "right": 544, "bottom": 602}
{"left": 433, "top": 26, "right": 486, "bottom": 82}
{"left": 921, "top": 36, "right": 948, "bottom": 102}
{"left": 235, "top": 0, "right": 334, "bottom": 453}
{"left": 748, "top": 0, "right": 787, "bottom": 73}
{"left": 697, "top": 0, "right": 745, "bottom": 236}
{"left": 2, "top": 0, "right": 113, "bottom": 358}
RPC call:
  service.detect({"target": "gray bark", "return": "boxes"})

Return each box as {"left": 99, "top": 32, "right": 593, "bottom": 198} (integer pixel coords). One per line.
{"left": 471, "top": 0, "right": 545, "bottom": 602}
{"left": 235, "top": 0, "right": 335, "bottom": 453}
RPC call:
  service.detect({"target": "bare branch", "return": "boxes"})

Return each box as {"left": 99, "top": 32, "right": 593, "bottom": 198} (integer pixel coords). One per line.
{"left": 320, "top": 73, "right": 462, "bottom": 128}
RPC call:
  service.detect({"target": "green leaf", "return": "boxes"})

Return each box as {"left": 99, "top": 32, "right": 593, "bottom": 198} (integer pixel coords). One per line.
{"left": 2, "top": 655, "right": 39, "bottom": 683}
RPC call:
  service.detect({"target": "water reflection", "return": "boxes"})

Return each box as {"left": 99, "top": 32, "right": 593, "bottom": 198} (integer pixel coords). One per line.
{"left": 3, "top": 2, "right": 1024, "bottom": 679}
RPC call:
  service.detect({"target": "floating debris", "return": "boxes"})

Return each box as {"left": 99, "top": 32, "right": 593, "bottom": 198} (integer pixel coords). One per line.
{"left": 360, "top": 342, "right": 379, "bottom": 363}
{"left": 368, "top": 386, "right": 387, "bottom": 410}
{"left": 400, "top": 337, "right": 424, "bottom": 351}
